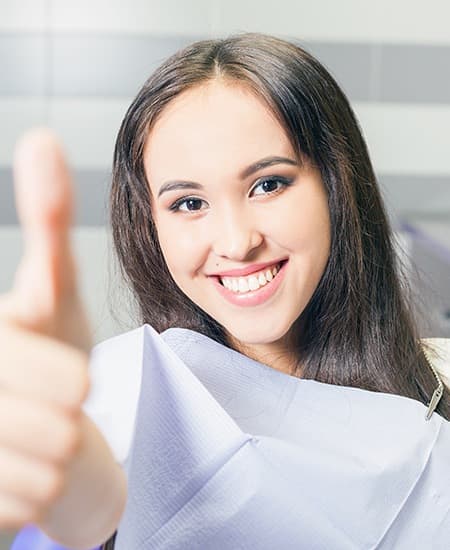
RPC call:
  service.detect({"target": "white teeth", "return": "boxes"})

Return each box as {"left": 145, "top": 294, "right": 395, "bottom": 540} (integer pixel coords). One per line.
{"left": 248, "top": 275, "right": 259, "bottom": 291}
{"left": 258, "top": 272, "right": 267, "bottom": 286}
{"left": 220, "top": 262, "right": 283, "bottom": 294}
{"left": 238, "top": 278, "right": 249, "bottom": 292}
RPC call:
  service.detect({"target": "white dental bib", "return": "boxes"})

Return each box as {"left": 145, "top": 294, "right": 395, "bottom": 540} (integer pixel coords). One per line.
{"left": 84, "top": 325, "right": 449, "bottom": 549}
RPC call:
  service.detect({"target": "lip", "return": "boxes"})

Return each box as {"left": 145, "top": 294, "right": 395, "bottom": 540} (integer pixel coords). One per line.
{"left": 212, "top": 260, "right": 288, "bottom": 307}
{"left": 209, "top": 258, "right": 287, "bottom": 278}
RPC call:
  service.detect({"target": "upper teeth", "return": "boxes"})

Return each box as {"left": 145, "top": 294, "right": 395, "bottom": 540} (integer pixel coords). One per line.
{"left": 220, "top": 264, "right": 281, "bottom": 293}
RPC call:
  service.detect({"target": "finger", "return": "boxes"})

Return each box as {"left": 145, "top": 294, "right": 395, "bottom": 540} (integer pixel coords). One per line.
{"left": 0, "top": 447, "right": 64, "bottom": 507}
{"left": 0, "top": 491, "right": 41, "bottom": 529}
{"left": 1, "top": 128, "right": 92, "bottom": 351}
{"left": 0, "top": 394, "right": 81, "bottom": 464}
{"left": 14, "top": 128, "right": 73, "bottom": 234}
{"left": 12, "top": 128, "right": 75, "bottom": 320}
{"left": 0, "top": 324, "right": 89, "bottom": 410}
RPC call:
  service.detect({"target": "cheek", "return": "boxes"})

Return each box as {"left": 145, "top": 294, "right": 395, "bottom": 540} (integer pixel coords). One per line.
{"left": 271, "top": 195, "right": 331, "bottom": 257}
{"left": 156, "top": 219, "right": 206, "bottom": 283}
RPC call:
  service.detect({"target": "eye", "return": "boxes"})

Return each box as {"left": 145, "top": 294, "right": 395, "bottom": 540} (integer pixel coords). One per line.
{"left": 169, "top": 197, "right": 208, "bottom": 212}
{"left": 250, "top": 176, "right": 293, "bottom": 197}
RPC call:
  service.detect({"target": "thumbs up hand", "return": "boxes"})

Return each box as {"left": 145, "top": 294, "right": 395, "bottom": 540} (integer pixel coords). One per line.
{"left": 0, "top": 129, "right": 93, "bottom": 529}
{"left": 2, "top": 128, "right": 92, "bottom": 350}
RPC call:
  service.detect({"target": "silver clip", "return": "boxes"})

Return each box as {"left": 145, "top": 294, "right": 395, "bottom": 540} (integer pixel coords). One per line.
{"left": 423, "top": 344, "right": 444, "bottom": 421}
{"left": 425, "top": 384, "right": 444, "bottom": 421}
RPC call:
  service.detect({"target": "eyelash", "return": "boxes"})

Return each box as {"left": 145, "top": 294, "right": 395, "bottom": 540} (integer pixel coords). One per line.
{"left": 168, "top": 176, "right": 293, "bottom": 213}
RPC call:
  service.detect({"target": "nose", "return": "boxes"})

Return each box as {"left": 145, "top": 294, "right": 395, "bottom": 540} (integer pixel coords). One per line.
{"left": 211, "top": 205, "right": 263, "bottom": 261}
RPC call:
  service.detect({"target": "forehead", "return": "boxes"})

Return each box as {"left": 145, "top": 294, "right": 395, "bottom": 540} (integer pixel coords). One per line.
{"left": 143, "top": 81, "right": 296, "bottom": 186}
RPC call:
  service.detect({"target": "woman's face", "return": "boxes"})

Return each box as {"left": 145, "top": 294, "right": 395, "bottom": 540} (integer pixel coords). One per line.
{"left": 144, "top": 81, "right": 330, "bottom": 365}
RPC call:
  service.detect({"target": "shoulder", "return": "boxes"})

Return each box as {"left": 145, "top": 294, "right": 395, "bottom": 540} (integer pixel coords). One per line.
{"left": 421, "top": 338, "right": 450, "bottom": 388}
{"left": 83, "top": 326, "right": 147, "bottom": 465}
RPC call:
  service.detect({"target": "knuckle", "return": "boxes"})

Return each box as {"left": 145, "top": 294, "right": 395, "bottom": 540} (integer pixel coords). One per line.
{"left": 0, "top": 495, "right": 40, "bottom": 529}
{"left": 0, "top": 514, "right": 29, "bottom": 530}
{"left": 67, "top": 352, "right": 90, "bottom": 406}
{"left": 55, "top": 419, "right": 82, "bottom": 462}
{"left": 38, "top": 466, "right": 65, "bottom": 504}
{"left": 23, "top": 505, "right": 42, "bottom": 526}
{"left": 0, "top": 394, "right": 9, "bottom": 414}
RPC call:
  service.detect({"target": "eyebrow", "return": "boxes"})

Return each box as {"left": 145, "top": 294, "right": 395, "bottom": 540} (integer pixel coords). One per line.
{"left": 157, "top": 155, "right": 299, "bottom": 198}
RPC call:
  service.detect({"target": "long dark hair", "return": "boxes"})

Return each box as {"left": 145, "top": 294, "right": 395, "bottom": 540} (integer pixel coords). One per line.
{"left": 110, "top": 33, "right": 450, "bottom": 418}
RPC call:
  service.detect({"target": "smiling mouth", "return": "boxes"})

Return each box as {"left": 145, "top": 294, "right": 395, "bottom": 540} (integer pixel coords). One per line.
{"left": 218, "top": 261, "right": 285, "bottom": 294}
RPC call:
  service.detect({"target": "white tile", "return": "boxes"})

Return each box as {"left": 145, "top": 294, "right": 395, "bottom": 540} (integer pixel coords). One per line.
{"left": 4, "top": 98, "right": 450, "bottom": 179}
{"left": 36, "top": 99, "right": 450, "bottom": 176}
{"left": 48, "top": 98, "right": 131, "bottom": 169}
{"left": 354, "top": 102, "right": 450, "bottom": 175}
{"left": 0, "top": 34, "right": 47, "bottom": 95}
{"left": 0, "top": 99, "right": 47, "bottom": 167}
{"left": 0, "top": 0, "right": 47, "bottom": 31}
{"left": 50, "top": 0, "right": 214, "bottom": 35}
{"left": 215, "top": 0, "right": 450, "bottom": 44}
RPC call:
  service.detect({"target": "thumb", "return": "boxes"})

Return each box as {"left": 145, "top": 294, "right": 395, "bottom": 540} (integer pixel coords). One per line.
{"left": 1, "top": 128, "right": 92, "bottom": 352}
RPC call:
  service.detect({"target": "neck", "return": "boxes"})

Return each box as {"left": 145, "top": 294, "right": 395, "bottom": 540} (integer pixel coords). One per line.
{"left": 228, "top": 336, "right": 301, "bottom": 377}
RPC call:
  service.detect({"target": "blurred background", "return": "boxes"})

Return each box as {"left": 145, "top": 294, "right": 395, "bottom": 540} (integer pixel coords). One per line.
{"left": 0, "top": 0, "right": 450, "bottom": 545}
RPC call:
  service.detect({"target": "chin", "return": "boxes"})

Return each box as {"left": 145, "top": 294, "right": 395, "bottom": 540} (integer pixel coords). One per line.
{"left": 226, "top": 321, "right": 293, "bottom": 348}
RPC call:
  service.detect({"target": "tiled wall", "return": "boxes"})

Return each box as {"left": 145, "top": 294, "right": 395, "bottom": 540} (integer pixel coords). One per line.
{"left": 1, "top": 8, "right": 449, "bottom": 324}
{"left": 1, "top": 1, "right": 449, "bottom": 331}
{"left": 2, "top": 0, "right": 450, "bottom": 227}
{"left": 1, "top": 1, "right": 450, "bottom": 547}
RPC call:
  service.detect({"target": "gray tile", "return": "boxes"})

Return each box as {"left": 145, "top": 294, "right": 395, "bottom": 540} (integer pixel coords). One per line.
{"left": 3, "top": 32, "right": 450, "bottom": 105}
{"left": 378, "top": 174, "right": 450, "bottom": 215}
{"left": 300, "top": 41, "right": 372, "bottom": 101}
{"left": 0, "top": 33, "right": 47, "bottom": 95}
{"left": 2, "top": 169, "right": 449, "bottom": 227}
{"left": 51, "top": 34, "right": 204, "bottom": 97}
{"left": 0, "top": 168, "right": 110, "bottom": 226}
{"left": 74, "top": 169, "right": 111, "bottom": 225}
{"left": 380, "top": 44, "right": 450, "bottom": 104}
{"left": 0, "top": 170, "right": 16, "bottom": 224}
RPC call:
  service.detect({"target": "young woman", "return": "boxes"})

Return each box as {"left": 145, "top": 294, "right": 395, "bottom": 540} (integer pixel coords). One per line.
{"left": 6, "top": 33, "right": 450, "bottom": 549}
